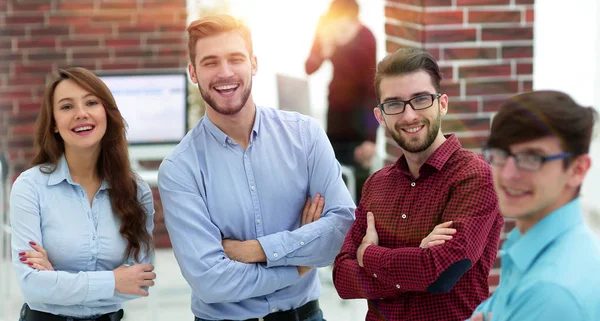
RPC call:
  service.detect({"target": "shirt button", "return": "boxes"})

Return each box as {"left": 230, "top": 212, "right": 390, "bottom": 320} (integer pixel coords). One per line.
{"left": 227, "top": 139, "right": 232, "bottom": 144}
{"left": 93, "top": 235, "right": 97, "bottom": 240}
{"left": 300, "top": 241, "right": 305, "bottom": 245}
{"left": 373, "top": 273, "right": 377, "bottom": 278}
{"left": 401, "top": 214, "right": 407, "bottom": 219}
{"left": 396, "top": 284, "right": 400, "bottom": 289}
{"left": 222, "top": 144, "right": 226, "bottom": 147}
{"left": 244, "top": 155, "right": 248, "bottom": 159}
{"left": 411, "top": 182, "right": 416, "bottom": 187}
{"left": 256, "top": 219, "right": 261, "bottom": 224}
{"left": 91, "top": 256, "right": 96, "bottom": 261}
{"left": 250, "top": 185, "right": 255, "bottom": 191}
{"left": 273, "top": 253, "right": 279, "bottom": 258}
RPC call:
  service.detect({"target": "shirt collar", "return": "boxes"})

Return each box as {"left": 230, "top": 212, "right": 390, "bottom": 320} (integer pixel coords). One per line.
{"left": 203, "top": 106, "right": 261, "bottom": 145}
{"left": 395, "top": 134, "right": 461, "bottom": 174}
{"left": 504, "top": 198, "right": 583, "bottom": 272}
{"left": 47, "top": 155, "right": 72, "bottom": 186}
{"left": 47, "top": 154, "right": 110, "bottom": 190}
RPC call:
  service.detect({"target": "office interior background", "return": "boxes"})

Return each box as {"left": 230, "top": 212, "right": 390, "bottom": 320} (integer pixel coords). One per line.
{"left": 1, "top": 0, "right": 599, "bottom": 320}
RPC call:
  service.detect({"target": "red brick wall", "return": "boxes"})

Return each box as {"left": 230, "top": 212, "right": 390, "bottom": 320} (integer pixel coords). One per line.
{"left": 384, "top": 0, "right": 534, "bottom": 291}
{"left": 0, "top": 0, "right": 188, "bottom": 248}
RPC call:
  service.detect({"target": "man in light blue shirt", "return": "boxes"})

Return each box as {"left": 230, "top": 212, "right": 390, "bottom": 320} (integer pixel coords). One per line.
{"left": 468, "top": 91, "right": 600, "bottom": 321}
{"left": 157, "top": 14, "right": 355, "bottom": 321}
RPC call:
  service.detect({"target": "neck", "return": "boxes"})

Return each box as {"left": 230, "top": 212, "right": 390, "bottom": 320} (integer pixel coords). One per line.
{"left": 336, "top": 20, "right": 362, "bottom": 46}
{"left": 403, "top": 132, "right": 447, "bottom": 178}
{"left": 64, "top": 147, "right": 101, "bottom": 183}
{"left": 206, "top": 98, "right": 256, "bottom": 150}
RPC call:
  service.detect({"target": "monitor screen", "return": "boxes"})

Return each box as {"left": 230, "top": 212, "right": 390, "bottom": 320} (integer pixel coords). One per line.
{"left": 276, "top": 73, "right": 311, "bottom": 116}
{"left": 98, "top": 72, "right": 188, "bottom": 145}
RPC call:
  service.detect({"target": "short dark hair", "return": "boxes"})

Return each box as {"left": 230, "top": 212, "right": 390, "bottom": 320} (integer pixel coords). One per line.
{"left": 487, "top": 90, "right": 597, "bottom": 164}
{"left": 374, "top": 48, "right": 442, "bottom": 104}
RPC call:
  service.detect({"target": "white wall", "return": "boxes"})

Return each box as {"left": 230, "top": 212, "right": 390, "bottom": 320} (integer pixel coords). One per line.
{"left": 534, "top": 0, "right": 600, "bottom": 211}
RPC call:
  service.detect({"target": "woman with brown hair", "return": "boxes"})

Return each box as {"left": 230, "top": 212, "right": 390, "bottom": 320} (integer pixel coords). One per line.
{"left": 9, "top": 67, "right": 156, "bottom": 321}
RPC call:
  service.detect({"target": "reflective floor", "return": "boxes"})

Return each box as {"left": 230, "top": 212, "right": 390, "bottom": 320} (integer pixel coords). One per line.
{"left": 0, "top": 249, "right": 367, "bottom": 321}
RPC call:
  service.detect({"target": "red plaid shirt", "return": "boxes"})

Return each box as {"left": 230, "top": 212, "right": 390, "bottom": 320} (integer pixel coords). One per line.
{"left": 333, "top": 135, "right": 503, "bottom": 321}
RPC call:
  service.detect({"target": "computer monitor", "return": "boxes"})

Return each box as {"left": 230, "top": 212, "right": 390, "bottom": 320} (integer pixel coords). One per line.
{"left": 98, "top": 71, "right": 188, "bottom": 145}
{"left": 98, "top": 71, "right": 188, "bottom": 173}
{"left": 276, "top": 73, "right": 311, "bottom": 116}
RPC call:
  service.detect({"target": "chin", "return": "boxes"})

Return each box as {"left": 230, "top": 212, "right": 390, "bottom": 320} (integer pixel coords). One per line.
{"left": 499, "top": 204, "right": 529, "bottom": 220}
{"left": 67, "top": 141, "right": 102, "bottom": 152}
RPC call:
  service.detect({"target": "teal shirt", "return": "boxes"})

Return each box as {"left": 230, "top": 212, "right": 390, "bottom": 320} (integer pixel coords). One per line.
{"left": 472, "top": 198, "right": 600, "bottom": 321}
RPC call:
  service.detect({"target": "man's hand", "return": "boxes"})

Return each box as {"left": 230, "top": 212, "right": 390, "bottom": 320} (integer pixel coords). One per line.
{"left": 223, "top": 194, "right": 324, "bottom": 263}
{"left": 354, "top": 141, "right": 376, "bottom": 169}
{"left": 302, "top": 193, "right": 325, "bottom": 226}
{"left": 420, "top": 221, "right": 456, "bottom": 248}
{"left": 357, "top": 212, "right": 379, "bottom": 267}
{"left": 222, "top": 239, "right": 267, "bottom": 263}
{"left": 114, "top": 264, "right": 156, "bottom": 297}
{"left": 470, "top": 312, "right": 492, "bottom": 321}
{"left": 293, "top": 194, "right": 324, "bottom": 277}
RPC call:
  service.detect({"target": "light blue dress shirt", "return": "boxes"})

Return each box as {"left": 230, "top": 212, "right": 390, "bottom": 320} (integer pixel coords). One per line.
{"left": 471, "top": 198, "right": 600, "bottom": 321}
{"left": 158, "top": 106, "right": 355, "bottom": 320}
{"left": 10, "top": 155, "right": 155, "bottom": 318}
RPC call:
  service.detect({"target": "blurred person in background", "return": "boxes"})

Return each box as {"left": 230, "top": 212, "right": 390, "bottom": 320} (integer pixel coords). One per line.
{"left": 305, "top": 0, "right": 378, "bottom": 203}
{"left": 469, "top": 91, "right": 600, "bottom": 321}
{"left": 158, "top": 14, "right": 355, "bottom": 321}
{"left": 10, "top": 67, "right": 156, "bottom": 321}
{"left": 333, "top": 49, "right": 503, "bottom": 321}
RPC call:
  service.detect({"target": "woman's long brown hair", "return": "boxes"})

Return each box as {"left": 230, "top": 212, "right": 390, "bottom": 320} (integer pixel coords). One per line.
{"left": 31, "top": 67, "right": 152, "bottom": 262}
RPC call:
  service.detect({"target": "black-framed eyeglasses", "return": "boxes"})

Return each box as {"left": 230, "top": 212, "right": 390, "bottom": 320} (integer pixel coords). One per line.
{"left": 483, "top": 147, "right": 572, "bottom": 172}
{"left": 378, "top": 93, "right": 442, "bottom": 115}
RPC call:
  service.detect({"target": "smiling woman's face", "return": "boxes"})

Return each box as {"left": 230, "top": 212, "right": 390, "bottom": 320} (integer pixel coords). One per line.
{"left": 52, "top": 79, "right": 107, "bottom": 153}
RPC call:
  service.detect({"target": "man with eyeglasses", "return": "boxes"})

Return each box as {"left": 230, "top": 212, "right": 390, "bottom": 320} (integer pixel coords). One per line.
{"left": 332, "top": 48, "right": 503, "bottom": 321}
{"left": 468, "top": 91, "right": 600, "bottom": 321}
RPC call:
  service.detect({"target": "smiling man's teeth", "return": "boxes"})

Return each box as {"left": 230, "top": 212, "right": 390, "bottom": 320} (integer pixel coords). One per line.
{"left": 405, "top": 126, "right": 422, "bottom": 133}
{"left": 506, "top": 188, "right": 527, "bottom": 196}
{"left": 74, "top": 126, "right": 92, "bottom": 132}
{"left": 215, "top": 84, "right": 238, "bottom": 90}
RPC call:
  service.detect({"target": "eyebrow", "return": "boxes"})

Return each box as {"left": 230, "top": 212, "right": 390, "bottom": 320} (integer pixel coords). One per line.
{"left": 382, "top": 91, "right": 432, "bottom": 103}
{"left": 57, "top": 93, "right": 95, "bottom": 104}
{"left": 199, "top": 52, "right": 247, "bottom": 64}
{"left": 229, "top": 52, "right": 246, "bottom": 59}
{"left": 513, "top": 147, "right": 549, "bottom": 155}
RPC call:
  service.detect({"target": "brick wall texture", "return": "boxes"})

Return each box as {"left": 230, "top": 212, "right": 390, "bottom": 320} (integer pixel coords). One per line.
{"left": 0, "top": 0, "right": 189, "bottom": 248}
{"left": 384, "top": 0, "right": 535, "bottom": 291}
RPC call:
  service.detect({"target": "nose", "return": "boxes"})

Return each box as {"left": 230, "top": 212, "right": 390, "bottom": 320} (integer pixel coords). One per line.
{"left": 217, "top": 62, "right": 234, "bottom": 78}
{"left": 499, "top": 157, "right": 521, "bottom": 180}
{"left": 400, "top": 103, "right": 420, "bottom": 123}
{"left": 73, "top": 103, "right": 88, "bottom": 119}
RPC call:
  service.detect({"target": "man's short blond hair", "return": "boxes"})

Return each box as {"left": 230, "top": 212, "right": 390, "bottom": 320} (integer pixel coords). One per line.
{"left": 187, "top": 14, "right": 253, "bottom": 65}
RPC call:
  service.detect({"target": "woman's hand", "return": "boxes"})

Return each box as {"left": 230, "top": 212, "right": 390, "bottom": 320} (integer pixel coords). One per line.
{"left": 19, "top": 241, "right": 54, "bottom": 271}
